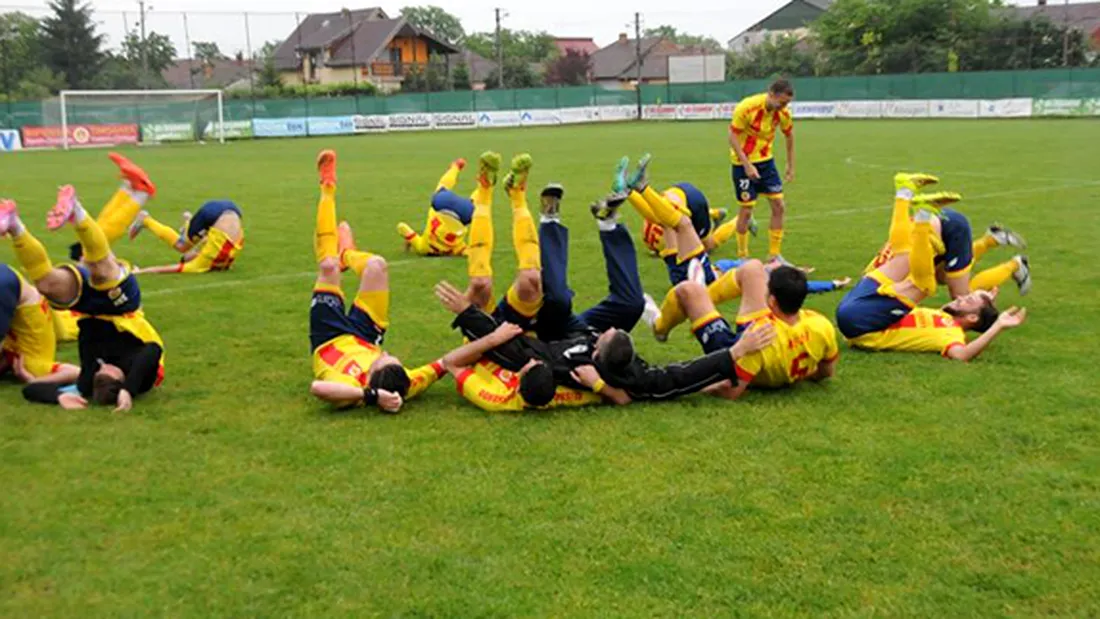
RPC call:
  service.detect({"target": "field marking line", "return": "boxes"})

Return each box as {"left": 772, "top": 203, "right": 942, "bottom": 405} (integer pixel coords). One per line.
{"left": 844, "top": 156, "right": 1097, "bottom": 184}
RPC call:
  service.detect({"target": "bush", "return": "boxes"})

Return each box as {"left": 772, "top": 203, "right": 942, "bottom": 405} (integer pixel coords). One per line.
{"left": 226, "top": 81, "right": 379, "bottom": 100}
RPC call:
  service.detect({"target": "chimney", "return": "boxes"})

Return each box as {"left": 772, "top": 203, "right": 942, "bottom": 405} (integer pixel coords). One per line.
{"left": 618, "top": 33, "right": 628, "bottom": 44}
{"left": 1038, "top": 0, "right": 1046, "bottom": 5}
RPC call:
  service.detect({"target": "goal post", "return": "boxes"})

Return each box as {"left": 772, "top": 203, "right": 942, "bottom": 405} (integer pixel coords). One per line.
{"left": 50, "top": 89, "right": 226, "bottom": 150}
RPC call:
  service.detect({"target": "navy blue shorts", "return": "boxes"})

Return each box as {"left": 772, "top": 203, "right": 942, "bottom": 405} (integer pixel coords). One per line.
{"left": 835, "top": 276, "right": 911, "bottom": 339}
{"left": 187, "top": 200, "right": 242, "bottom": 244}
{"left": 936, "top": 208, "right": 974, "bottom": 276}
{"left": 672, "top": 182, "right": 713, "bottom": 240}
{"left": 492, "top": 296, "right": 538, "bottom": 333}
{"left": 731, "top": 159, "right": 783, "bottom": 206}
{"left": 431, "top": 189, "right": 474, "bottom": 225}
{"left": 59, "top": 264, "right": 142, "bottom": 316}
{"left": 309, "top": 291, "right": 385, "bottom": 352}
{"left": 694, "top": 315, "right": 749, "bottom": 354}
{"left": 0, "top": 264, "right": 21, "bottom": 337}
{"left": 665, "top": 253, "right": 716, "bottom": 287}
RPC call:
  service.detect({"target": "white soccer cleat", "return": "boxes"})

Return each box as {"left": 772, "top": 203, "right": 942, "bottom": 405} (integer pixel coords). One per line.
{"left": 988, "top": 223, "right": 1027, "bottom": 250}
{"left": 1013, "top": 255, "right": 1031, "bottom": 296}
{"left": 642, "top": 293, "right": 668, "bottom": 343}
{"left": 687, "top": 257, "right": 707, "bottom": 286}
{"left": 128, "top": 210, "right": 148, "bottom": 240}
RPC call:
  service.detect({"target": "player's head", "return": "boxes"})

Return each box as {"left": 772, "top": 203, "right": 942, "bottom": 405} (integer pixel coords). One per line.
{"left": 766, "top": 265, "right": 808, "bottom": 316}
{"left": 593, "top": 328, "right": 635, "bottom": 375}
{"left": 91, "top": 363, "right": 125, "bottom": 406}
{"left": 369, "top": 356, "right": 411, "bottom": 399}
{"left": 518, "top": 359, "right": 555, "bottom": 407}
{"left": 942, "top": 290, "right": 999, "bottom": 333}
{"left": 767, "top": 79, "right": 794, "bottom": 109}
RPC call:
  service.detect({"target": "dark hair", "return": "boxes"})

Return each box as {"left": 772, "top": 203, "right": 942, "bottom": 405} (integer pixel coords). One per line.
{"left": 69, "top": 242, "right": 83, "bottom": 261}
{"left": 946, "top": 300, "right": 999, "bottom": 333}
{"left": 769, "top": 78, "right": 794, "bottom": 96}
{"left": 595, "top": 330, "right": 635, "bottom": 375}
{"left": 92, "top": 374, "right": 124, "bottom": 406}
{"left": 768, "top": 266, "right": 808, "bottom": 315}
{"left": 519, "top": 363, "right": 555, "bottom": 407}
{"left": 370, "top": 364, "right": 411, "bottom": 398}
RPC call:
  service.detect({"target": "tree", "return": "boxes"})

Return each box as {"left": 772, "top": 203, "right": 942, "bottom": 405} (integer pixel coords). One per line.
{"left": 727, "top": 34, "right": 817, "bottom": 79}
{"left": 644, "top": 25, "right": 723, "bottom": 52}
{"left": 451, "top": 60, "right": 471, "bottom": 90}
{"left": 401, "top": 53, "right": 450, "bottom": 93}
{"left": 544, "top": 49, "right": 591, "bottom": 85}
{"left": 255, "top": 40, "right": 283, "bottom": 89}
{"left": 466, "top": 29, "right": 557, "bottom": 64}
{"left": 193, "top": 41, "right": 225, "bottom": 66}
{"left": 39, "top": 0, "right": 105, "bottom": 89}
{"left": 400, "top": 6, "right": 465, "bottom": 45}
{"left": 121, "top": 31, "right": 176, "bottom": 74}
{"left": 0, "top": 12, "right": 46, "bottom": 99}
{"left": 962, "top": 15, "right": 1089, "bottom": 70}
{"left": 485, "top": 57, "right": 540, "bottom": 89}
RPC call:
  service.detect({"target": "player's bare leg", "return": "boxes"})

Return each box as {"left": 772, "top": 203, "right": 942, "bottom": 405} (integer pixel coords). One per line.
{"left": 48, "top": 185, "right": 124, "bottom": 287}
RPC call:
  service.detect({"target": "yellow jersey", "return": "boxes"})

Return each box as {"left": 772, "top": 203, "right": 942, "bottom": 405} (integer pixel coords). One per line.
{"left": 735, "top": 309, "right": 839, "bottom": 389}
{"left": 730, "top": 93, "right": 793, "bottom": 165}
{"left": 52, "top": 308, "right": 80, "bottom": 341}
{"left": 2, "top": 296, "right": 59, "bottom": 378}
{"left": 848, "top": 307, "right": 966, "bottom": 357}
{"left": 312, "top": 334, "right": 444, "bottom": 398}
{"left": 455, "top": 358, "right": 603, "bottom": 412}
{"left": 424, "top": 210, "right": 467, "bottom": 256}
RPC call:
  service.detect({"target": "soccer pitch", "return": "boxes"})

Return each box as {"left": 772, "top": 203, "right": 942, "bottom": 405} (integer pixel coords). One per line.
{"left": 2, "top": 119, "right": 1098, "bottom": 616}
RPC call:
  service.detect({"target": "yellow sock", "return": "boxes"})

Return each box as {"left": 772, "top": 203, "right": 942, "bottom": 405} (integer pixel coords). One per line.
{"left": 97, "top": 187, "right": 145, "bottom": 245}
{"left": 11, "top": 230, "right": 54, "bottom": 281}
{"left": 74, "top": 217, "right": 111, "bottom": 263}
{"left": 709, "top": 208, "right": 724, "bottom": 221}
{"left": 511, "top": 194, "right": 540, "bottom": 271}
{"left": 654, "top": 287, "right": 686, "bottom": 336}
{"left": 707, "top": 269, "right": 742, "bottom": 306}
{"left": 315, "top": 184, "right": 337, "bottom": 263}
{"left": 342, "top": 249, "right": 375, "bottom": 276}
{"left": 467, "top": 203, "right": 493, "bottom": 278}
{"left": 970, "top": 259, "right": 1018, "bottom": 291}
{"left": 143, "top": 215, "right": 181, "bottom": 248}
{"left": 889, "top": 193, "right": 914, "bottom": 254}
{"left": 627, "top": 191, "right": 658, "bottom": 223}
{"left": 710, "top": 221, "right": 737, "bottom": 250}
{"left": 641, "top": 186, "right": 685, "bottom": 228}
{"left": 972, "top": 233, "right": 998, "bottom": 262}
{"left": 353, "top": 290, "right": 390, "bottom": 330}
{"left": 768, "top": 228, "right": 784, "bottom": 257}
{"left": 736, "top": 231, "right": 750, "bottom": 258}
{"left": 470, "top": 184, "right": 494, "bottom": 209}
{"left": 436, "top": 162, "right": 461, "bottom": 191}
{"left": 908, "top": 220, "right": 936, "bottom": 296}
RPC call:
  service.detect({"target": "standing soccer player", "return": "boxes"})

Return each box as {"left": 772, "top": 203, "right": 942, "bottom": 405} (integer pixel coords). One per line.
{"left": 729, "top": 78, "right": 795, "bottom": 263}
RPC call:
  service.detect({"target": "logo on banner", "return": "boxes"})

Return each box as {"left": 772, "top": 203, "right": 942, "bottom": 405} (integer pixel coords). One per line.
{"left": 353, "top": 115, "right": 388, "bottom": 132}
{"left": 389, "top": 114, "right": 432, "bottom": 129}
{"left": 434, "top": 113, "right": 476, "bottom": 128}
{"left": 72, "top": 126, "right": 91, "bottom": 144}
{"left": 0, "top": 130, "right": 20, "bottom": 151}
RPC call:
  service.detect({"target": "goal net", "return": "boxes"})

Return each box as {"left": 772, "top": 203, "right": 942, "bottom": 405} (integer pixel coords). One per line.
{"left": 38, "top": 90, "right": 227, "bottom": 149}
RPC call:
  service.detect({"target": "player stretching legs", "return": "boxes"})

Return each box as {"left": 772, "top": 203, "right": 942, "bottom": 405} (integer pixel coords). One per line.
{"left": 130, "top": 200, "right": 245, "bottom": 274}
{"left": 307, "top": 150, "right": 446, "bottom": 413}
{"left": 396, "top": 158, "right": 476, "bottom": 257}
{"left": 0, "top": 261, "right": 80, "bottom": 384}
{"left": 835, "top": 173, "right": 1027, "bottom": 361}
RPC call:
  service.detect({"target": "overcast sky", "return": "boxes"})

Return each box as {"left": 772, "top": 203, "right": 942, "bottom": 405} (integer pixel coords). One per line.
{"left": 0, "top": 0, "right": 1087, "bottom": 59}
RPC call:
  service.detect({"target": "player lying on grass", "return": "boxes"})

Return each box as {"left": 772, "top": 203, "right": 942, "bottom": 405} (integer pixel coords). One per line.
{"left": 395, "top": 157, "right": 478, "bottom": 257}
{"left": 0, "top": 187, "right": 165, "bottom": 411}
{"left": 129, "top": 199, "right": 245, "bottom": 274}
{"left": 0, "top": 262, "right": 80, "bottom": 384}
{"left": 835, "top": 173, "right": 1027, "bottom": 361}
{"left": 714, "top": 259, "right": 849, "bottom": 294}
{"left": 307, "top": 149, "right": 446, "bottom": 414}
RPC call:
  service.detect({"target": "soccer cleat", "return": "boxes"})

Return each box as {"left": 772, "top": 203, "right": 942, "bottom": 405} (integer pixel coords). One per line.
{"left": 766, "top": 254, "right": 794, "bottom": 269}
{"left": 710, "top": 208, "right": 729, "bottom": 225}
{"left": 108, "top": 152, "right": 157, "bottom": 196}
{"left": 452, "top": 157, "right": 467, "bottom": 171}
{"left": 641, "top": 293, "right": 668, "bottom": 343}
{"left": 894, "top": 172, "right": 939, "bottom": 193}
{"left": 687, "top": 257, "right": 707, "bottom": 285}
{"left": 912, "top": 191, "right": 962, "bottom": 217}
{"left": 179, "top": 211, "right": 193, "bottom": 238}
{"left": 128, "top": 210, "right": 149, "bottom": 240}
{"left": 988, "top": 223, "right": 1027, "bottom": 249}
{"left": 317, "top": 149, "right": 337, "bottom": 186}
{"left": 747, "top": 214, "right": 759, "bottom": 237}
{"left": 590, "top": 192, "right": 627, "bottom": 221}
{"left": 627, "top": 153, "right": 651, "bottom": 192}
{"left": 611, "top": 156, "right": 630, "bottom": 194}
{"left": 47, "top": 185, "right": 79, "bottom": 231}
{"left": 502, "top": 153, "right": 533, "bottom": 194}
{"left": 1012, "top": 255, "right": 1031, "bottom": 296}
{"left": 477, "top": 151, "right": 502, "bottom": 188}
{"left": 540, "top": 183, "right": 564, "bottom": 218}
{"left": 0, "top": 199, "right": 18, "bottom": 236}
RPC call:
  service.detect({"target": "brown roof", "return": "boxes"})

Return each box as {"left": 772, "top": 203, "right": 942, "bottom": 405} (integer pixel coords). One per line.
{"left": 161, "top": 58, "right": 255, "bottom": 89}
{"left": 449, "top": 49, "right": 497, "bottom": 83}
{"left": 273, "top": 8, "right": 387, "bottom": 70}
{"left": 590, "top": 37, "right": 680, "bottom": 80}
{"left": 554, "top": 38, "right": 599, "bottom": 56}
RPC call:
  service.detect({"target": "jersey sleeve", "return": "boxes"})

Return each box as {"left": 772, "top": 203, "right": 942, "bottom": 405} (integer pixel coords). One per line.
{"left": 780, "top": 109, "right": 794, "bottom": 134}
{"left": 819, "top": 317, "right": 840, "bottom": 361}
{"left": 454, "top": 368, "right": 525, "bottom": 412}
{"left": 734, "top": 351, "right": 764, "bottom": 385}
{"left": 406, "top": 360, "right": 446, "bottom": 400}
{"left": 731, "top": 99, "right": 751, "bottom": 131}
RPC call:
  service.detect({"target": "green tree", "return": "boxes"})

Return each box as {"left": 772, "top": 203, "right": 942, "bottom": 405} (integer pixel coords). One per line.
{"left": 962, "top": 15, "right": 1088, "bottom": 70}
{"left": 727, "top": 34, "right": 817, "bottom": 79}
{"left": 402, "top": 53, "right": 450, "bottom": 93}
{"left": 39, "top": 0, "right": 105, "bottom": 89}
{"left": 255, "top": 40, "right": 283, "bottom": 89}
{"left": 121, "top": 31, "right": 177, "bottom": 74}
{"left": 451, "top": 60, "right": 471, "bottom": 90}
{"left": 644, "top": 25, "right": 723, "bottom": 52}
{"left": 400, "top": 6, "right": 465, "bottom": 45}
{"left": 485, "top": 57, "right": 540, "bottom": 89}
{"left": 0, "top": 12, "right": 46, "bottom": 99}
{"left": 466, "top": 29, "right": 556, "bottom": 64}
{"left": 193, "top": 41, "right": 225, "bottom": 66}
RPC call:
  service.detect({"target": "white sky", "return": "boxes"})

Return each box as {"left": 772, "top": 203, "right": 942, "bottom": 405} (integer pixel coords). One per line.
{"left": 0, "top": 0, "right": 1089, "bottom": 58}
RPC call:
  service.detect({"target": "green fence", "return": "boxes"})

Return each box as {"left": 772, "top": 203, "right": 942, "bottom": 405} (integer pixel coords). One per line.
{"left": 4, "top": 67, "right": 1100, "bottom": 129}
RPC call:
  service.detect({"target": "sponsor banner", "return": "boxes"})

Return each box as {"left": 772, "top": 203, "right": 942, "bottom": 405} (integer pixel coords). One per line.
{"left": 716, "top": 102, "right": 736, "bottom": 118}
{"left": 791, "top": 101, "right": 838, "bottom": 119}
{"left": 307, "top": 115, "right": 356, "bottom": 136}
{"left": 432, "top": 112, "right": 477, "bottom": 130}
{"left": 202, "top": 120, "right": 253, "bottom": 139}
{"left": 388, "top": 113, "right": 433, "bottom": 131}
{"left": 143, "top": 123, "right": 195, "bottom": 143}
{"left": 1031, "top": 98, "right": 1099, "bottom": 117}
{"left": 598, "top": 105, "right": 639, "bottom": 122}
{"left": 520, "top": 109, "right": 561, "bottom": 126}
{"left": 353, "top": 114, "right": 389, "bottom": 133}
{"left": 836, "top": 100, "right": 883, "bottom": 118}
{"left": 979, "top": 98, "right": 1033, "bottom": 118}
{"left": 677, "top": 103, "right": 718, "bottom": 120}
{"left": 0, "top": 129, "right": 21, "bottom": 152}
{"left": 559, "top": 106, "right": 600, "bottom": 124}
{"left": 21, "top": 124, "right": 138, "bottom": 148}
{"left": 929, "top": 99, "right": 979, "bottom": 118}
{"left": 643, "top": 104, "right": 677, "bottom": 120}
{"left": 882, "top": 100, "right": 930, "bottom": 118}
{"left": 477, "top": 110, "right": 521, "bottom": 128}
{"left": 252, "top": 117, "right": 307, "bottom": 138}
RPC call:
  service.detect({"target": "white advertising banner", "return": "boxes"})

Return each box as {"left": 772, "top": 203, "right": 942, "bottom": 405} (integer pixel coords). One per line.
{"left": 643, "top": 104, "right": 678, "bottom": 120}
{"left": 790, "top": 101, "right": 838, "bottom": 119}
{"left": 716, "top": 102, "right": 736, "bottom": 118}
{"left": 929, "top": 99, "right": 980, "bottom": 118}
{"left": 477, "top": 110, "right": 521, "bottom": 128}
{"left": 520, "top": 109, "right": 562, "bottom": 126}
{"left": 979, "top": 98, "right": 1033, "bottom": 118}
{"left": 432, "top": 112, "right": 478, "bottom": 130}
{"left": 882, "top": 100, "right": 930, "bottom": 118}
{"left": 203, "top": 120, "right": 254, "bottom": 139}
{"left": 598, "top": 105, "right": 639, "bottom": 122}
{"left": 388, "top": 113, "right": 434, "bottom": 131}
{"left": 1, "top": 129, "right": 23, "bottom": 151}
{"left": 676, "top": 104, "right": 718, "bottom": 120}
{"left": 353, "top": 115, "right": 389, "bottom": 133}
{"left": 836, "top": 100, "right": 883, "bottom": 118}
{"left": 559, "top": 107, "right": 600, "bottom": 124}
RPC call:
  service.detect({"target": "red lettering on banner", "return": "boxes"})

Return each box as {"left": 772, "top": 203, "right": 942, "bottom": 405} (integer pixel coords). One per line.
{"left": 21, "top": 124, "right": 139, "bottom": 148}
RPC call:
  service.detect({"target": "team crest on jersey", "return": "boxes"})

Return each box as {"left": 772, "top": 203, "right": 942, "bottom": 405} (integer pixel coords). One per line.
{"left": 740, "top": 192, "right": 751, "bottom": 202}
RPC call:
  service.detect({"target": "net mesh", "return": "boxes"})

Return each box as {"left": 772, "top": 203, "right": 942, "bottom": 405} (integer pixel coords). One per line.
{"left": 42, "top": 91, "right": 224, "bottom": 143}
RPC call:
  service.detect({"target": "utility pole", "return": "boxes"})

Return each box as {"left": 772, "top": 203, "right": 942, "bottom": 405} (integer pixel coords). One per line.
{"left": 634, "top": 12, "right": 643, "bottom": 119}
{"left": 1062, "top": 0, "right": 1070, "bottom": 67}
{"left": 138, "top": 0, "right": 148, "bottom": 73}
{"left": 495, "top": 8, "right": 504, "bottom": 89}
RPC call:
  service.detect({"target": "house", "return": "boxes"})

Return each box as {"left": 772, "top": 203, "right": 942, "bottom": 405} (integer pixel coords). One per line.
{"left": 272, "top": 7, "right": 461, "bottom": 92}
{"left": 161, "top": 58, "right": 255, "bottom": 90}
{"left": 448, "top": 49, "right": 497, "bottom": 90}
{"left": 1012, "top": 1, "right": 1100, "bottom": 50}
{"left": 727, "top": 0, "right": 833, "bottom": 52}
{"left": 553, "top": 37, "right": 599, "bottom": 56}
{"left": 590, "top": 34, "right": 682, "bottom": 89}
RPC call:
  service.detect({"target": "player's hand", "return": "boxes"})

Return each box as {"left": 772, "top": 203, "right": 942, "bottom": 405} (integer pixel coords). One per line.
{"left": 833, "top": 276, "right": 852, "bottom": 289}
{"left": 434, "top": 281, "right": 471, "bottom": 315}
{"left": 996, "top": 306, "right": 1027, "bottom": 329}
{"left": 12, "top": 355, "right": 34, "bottom": 383}
{"left": 745, "top": 162, "right": 761, "bottom": 180}
{"left": 376, "top": 389, "right": 403, "bottom": 414}
{"left": 570, "top": 364, "right": 601, "bottom": 389}
{"left": 784, "top": 165, "right": 795, "bottom": 184}
{"left": 732, "top": 322, "right": 776, "bottom": 357}
{"left": 58, "top": 393, "right": 88, "bottom": 410}
{"left": 492, "top": 322, "right": 524, "bottom": 343}
{"left": 114, "top": 389, "right": 133, "bottom": 412}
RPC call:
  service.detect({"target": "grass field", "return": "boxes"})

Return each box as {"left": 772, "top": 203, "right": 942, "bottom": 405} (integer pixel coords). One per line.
{"left": 2, "top": 119, "right": 1099, "bottom": 617}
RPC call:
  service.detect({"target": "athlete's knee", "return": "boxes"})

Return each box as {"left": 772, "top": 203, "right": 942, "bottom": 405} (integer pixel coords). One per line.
{"left": 674, "top": 279, "right": 708, "bottom": 309}
{"left": 738, "top": 259, "right": 767, "bottom": 284}
{"left": 364, "top": 255, "right": 388, "bottom": 276}
{"left": 769, "top": 198, "right": 786, "bottom": 216}
{"left": 468, "top": 277, "right": 493, "bottom": 309}
{"left": 318, "top": 257, "right": 341, "bottom": 280}
{"left": 37, "top": 269, "right": 76, "bottom": 303}
{"left": 515, "top": 269, "right": 542, "bottom": 302}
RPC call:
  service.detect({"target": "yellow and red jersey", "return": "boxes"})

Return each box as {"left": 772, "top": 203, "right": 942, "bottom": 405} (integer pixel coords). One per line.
{"left": 455, "top": 357, "right": 602, "bottom": 412}
{"left": 735, "top": 309, "right": 839, "bottom": 389}
{"left": 730, "top": 93, "right": 793, "bottom": 165}
{"left": 312, "top": 334, "right": 444, "bottom": 398}
{"left": 2, "top": 296, "right": 59, "bottom": 378}
{"left": 848, "top": 307, "right": 966, "bottom": 357}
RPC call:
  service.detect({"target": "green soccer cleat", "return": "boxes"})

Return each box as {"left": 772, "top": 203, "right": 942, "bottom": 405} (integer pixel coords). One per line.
{"left": 477, "top": 151, "right": 502, "bottom": 188}
{"left": 894, "top": 172, "right": 939, "bottom": 193}
{"left": 502, "top": 153, "right": 533, "bottom": 193}
{"left": 611, "top": 156, "right": 630, "bottom": 194}
{"left": 627, "top": 153, "right": 651, "bottom": 192}
{"left": 912, "top": 191, "right": 962, "bottom": 218}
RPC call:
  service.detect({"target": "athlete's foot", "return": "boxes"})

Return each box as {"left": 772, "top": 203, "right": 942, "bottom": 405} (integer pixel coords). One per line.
{"left": 179, "top": 211, "right": 192, "bottom": 238}
{"left": 590, "top": 192, "right": 626, "bottom": 221}
{"left": 627, "top": 153, "right": 651, "bottom": 192}
{"left": 477, "top": 151, "right": 502, "bottom": 188}
{"left": 317, "top": 149, "right": 337, "bottom": 186}
{"left": 503, "top": 153, "right": 533, "bottom": 194}
{"left": 747, "top": 215, "right": 759, "bottom": 237}
{"left": 988, "top": 223, "right": 1027, "bottom": 249}
{"left": 894, "top": 172, "right": 939, "bottom": 194}
{"left": 1012, "top": 255, "right": 1032, "bottom": 296}
{"left": 711, "top": 208, "right": 729, "bottom": 225}
{"left": 912, "top": 191, "right": 961, "bottom": 217}
{"left": 0, "top": 199, "right": 18, "bottom": 236}
{"left": 47, "top": 185, "right": 80, "bottom": 231}
{"left": 540, "top": 183, "right": 564, "bottom": 218}
{"left": 611, "top": 156, "right": 629, "bottom": 194}
{"left": 108, "top": 152, "right": 157, "bottom": 196}
{"left": 452, "top": 157, "right": 467, "bottom": 171}
{"left": 642, "top": 293, "right": 668, "bottom": 343}
{"left": 128, "top": 210, "right": 149, "bottom": 240}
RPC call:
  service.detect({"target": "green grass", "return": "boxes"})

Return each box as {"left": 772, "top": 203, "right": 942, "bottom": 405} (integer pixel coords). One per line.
{"left": 2, "top": 119, "right": 1099, "bottom": 617}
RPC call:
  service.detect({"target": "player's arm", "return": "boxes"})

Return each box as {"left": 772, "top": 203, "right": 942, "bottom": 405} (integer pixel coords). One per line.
{"left": 570, "top": 364, "right": 632, "bottom": 406}
{"left": 946, "top": 307, "right": 1027, "bottom": 362}
{"left": 22, "top": 382, "right": 89, "bottom": 409}
{"left": 134, "top": 263, "right": 184, "bottom": 275}
{"left": 781, "top": 113, "right": 795, "bottom": 182}
{"left": 811, "top": 358, "right": 838, "bottom": 381}
{"left": 440, "top": 322, "right": 525, "bottom": 376}
{"left": 710, "top": 326, "right": 776, "bottom": 401}
{"left": 309, "top": 380, "right": 403, "bottom": 412}
{"left": 728, "top": 104, "right": 759, "bottom": 178}
{"left": 704, "top": 378, "right": 749, "bottom": 401}
{"left": 12, "top": 356, "right": 81, "bottom": 384}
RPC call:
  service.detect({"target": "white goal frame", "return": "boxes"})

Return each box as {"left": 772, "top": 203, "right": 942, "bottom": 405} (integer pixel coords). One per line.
{"left": 59, "top": 89, "right": 225, "bottom": 150}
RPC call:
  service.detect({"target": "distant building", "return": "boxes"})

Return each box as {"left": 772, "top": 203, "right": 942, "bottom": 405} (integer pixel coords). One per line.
{"left": 727, "top": 0, "right": 833, "bottom": 52}
{"left": 1012, "top": 1, "right": 1100, "bottom": 50}
{"left": 590, "top": 34, "right": 682, "bottom": 89}
{"left": 162, "top": 58, "right": 255, "bottom": 90}
{"left": 553, "top": 37, "right": 599, "bottom": 56}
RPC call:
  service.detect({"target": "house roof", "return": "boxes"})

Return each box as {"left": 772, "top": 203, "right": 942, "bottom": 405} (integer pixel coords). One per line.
{"left": 554, "top": 38, "right": 599, "bottom": 56}
{"left": 1012, "top": 1, "right": 1100, "bottom": 38}
{"left": 590, "top": 36, "right": 680, "bottom": 80}
{"left": 161, "top": 58, "right": 255, "bottom": 89}
{"left": 449, "top": 49, "right": 497, "bottom": 83}
{"left": 734, "top": 0, "right": 833, "bottom": 38}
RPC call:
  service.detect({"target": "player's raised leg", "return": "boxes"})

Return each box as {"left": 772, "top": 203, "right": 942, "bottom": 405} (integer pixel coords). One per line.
{"left": 314, "top": 149, "right": 341, "bottom": 288}
{"left": 99, "top": 152, "right": 156, "bottom": 244}
{"left": 49, "top": 185, "right": 126, "bottom": 289}
{"left": 501, "top": 153, "right": 543, "bottom": 324}
{"left": 579, "top": 192, "right": 645, "bottom": 333}
{"left": 465, "top": 151, "right": 501, "bottom": 311}
{"left": 0, "top": 200, "right": 80, "bottom": 305}
{"left": 972, "top": 255, "right": 1030, "bottom": 295}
